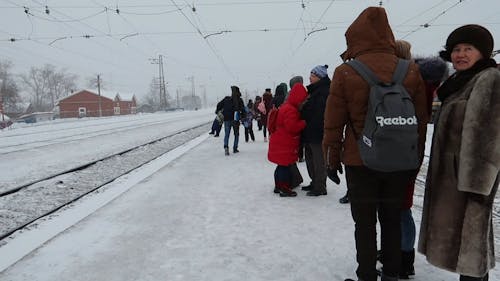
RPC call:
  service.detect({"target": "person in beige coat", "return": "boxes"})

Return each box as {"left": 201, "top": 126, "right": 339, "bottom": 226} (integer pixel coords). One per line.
{"left": 418, "top": 24, "right": 500, "bottom": 281}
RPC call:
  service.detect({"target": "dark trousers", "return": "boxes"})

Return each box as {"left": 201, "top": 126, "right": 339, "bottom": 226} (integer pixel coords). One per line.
{"left": 346, "top": 166, "right": 414, "bottom": 281}
{"left": 244, "top": 126, "right": 255, "bottom": 142}
{"left": 274, "top": 165, "right": 291, "bottom": 190}
{"left": 211, "top": 118, "right": 221, "bottom": 135}
{"left": 304, "top": 143, "right": 327, "bottom": 192}
{"left": 290, "top": 163, "right": 303, "bottom": 188}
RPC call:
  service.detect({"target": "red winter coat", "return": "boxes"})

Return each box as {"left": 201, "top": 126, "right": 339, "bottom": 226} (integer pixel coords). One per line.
{"left": 267, "top": 84, "right": 307, "bottom": 166}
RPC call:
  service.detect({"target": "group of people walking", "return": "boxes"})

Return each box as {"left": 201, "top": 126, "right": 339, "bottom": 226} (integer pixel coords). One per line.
{"left": 210, "top": 6, "right": 499, "bottom": 281}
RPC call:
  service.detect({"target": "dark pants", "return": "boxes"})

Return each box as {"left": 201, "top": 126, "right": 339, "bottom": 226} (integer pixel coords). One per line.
{"left": 274, "top": 165, "right": 291, "bottom": 190}
{"left": 211, "top": 118, "right": 221, "bottom": 135}
{"left": 346, "top": 166, "right": 414, "bottom": 281}
{"left": 290, "top": 163, "right": 303, "bottom": 188}
{"left": 304, "top": 143, "right": 327, "bottom": 193}
{"left": 244, "top": 126, "right": 255, "bottom": 142}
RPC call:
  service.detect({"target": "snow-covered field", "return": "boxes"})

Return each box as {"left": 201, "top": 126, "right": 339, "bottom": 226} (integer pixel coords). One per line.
{"left": 0, "top": 111, "right": 498, "bottom": 281}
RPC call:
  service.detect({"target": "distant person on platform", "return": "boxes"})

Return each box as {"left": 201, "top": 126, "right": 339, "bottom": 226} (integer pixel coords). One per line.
{"left": 216, "top": 85, "right": 245, "bottom": 155}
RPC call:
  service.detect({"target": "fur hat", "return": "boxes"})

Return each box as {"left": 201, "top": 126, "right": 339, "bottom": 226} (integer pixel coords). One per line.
{"left": 439, "top": 24, "right": 494, "bottom": 62}
{"left": 311, "top": 65, "right": 328, "bottom": 78}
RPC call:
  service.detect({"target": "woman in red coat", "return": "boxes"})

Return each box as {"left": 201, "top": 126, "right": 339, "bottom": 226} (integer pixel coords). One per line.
{"left": 268, "top": 84, "right": 307, "bottom": 197}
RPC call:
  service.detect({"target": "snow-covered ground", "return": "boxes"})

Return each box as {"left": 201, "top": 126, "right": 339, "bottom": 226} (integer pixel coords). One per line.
{"left": 0, "top": 109, "right": 213, "bottom": 193}
{"left": 0, "top": 112, "right": 498, "bottom": 281}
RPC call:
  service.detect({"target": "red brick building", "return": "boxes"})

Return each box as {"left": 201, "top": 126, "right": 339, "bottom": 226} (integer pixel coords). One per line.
{"left": 57, "top": 90, "right": 136, "bottom": 118}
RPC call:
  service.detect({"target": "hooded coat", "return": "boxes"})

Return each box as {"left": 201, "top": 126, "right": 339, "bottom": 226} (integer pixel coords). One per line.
{"left": 268, "top": 84, "right": 307, "bottom": 166}
{"left": 322, "top": 7, "right": 428, "bottom": 169}
{"left": 418, "top": 66, "right": 500, "bottom": 277}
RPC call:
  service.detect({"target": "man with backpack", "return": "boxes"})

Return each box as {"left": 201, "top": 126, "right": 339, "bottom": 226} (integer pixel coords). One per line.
{"left": 322, "top": 7, "right": 428, "bottom": 281}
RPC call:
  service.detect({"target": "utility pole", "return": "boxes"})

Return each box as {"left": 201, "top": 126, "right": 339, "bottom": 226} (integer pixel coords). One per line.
{"left": 187, "top": 76, "right": 195, "bottom": 97}
{"left": 199, "top": 85, "right": 207, "bottom": 108}
{"left": 149, "top": 55, "right": 167, "bottom": 110}
{"left": 97, "top": 74, "right": 102, "bottom": 117}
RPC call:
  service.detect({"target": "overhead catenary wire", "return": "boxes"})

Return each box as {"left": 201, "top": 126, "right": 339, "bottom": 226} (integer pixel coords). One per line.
{"left": 401, "top": 0, "right": 466, "bottom": 39}
{"left": 169, "top": 0, "right": 237, "bottom": 80}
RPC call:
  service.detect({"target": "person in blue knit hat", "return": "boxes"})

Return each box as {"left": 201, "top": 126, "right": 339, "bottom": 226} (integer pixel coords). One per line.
{"left": 300, "top": 64, "right": 331, "bottom": 196}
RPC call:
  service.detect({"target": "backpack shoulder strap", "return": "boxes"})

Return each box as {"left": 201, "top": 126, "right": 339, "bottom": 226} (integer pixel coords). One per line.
{"left": 346, "top": 59, "right": 381, "bottom": 86}
{"left": 391, "top": 59, "right": 411, "bottom": 84}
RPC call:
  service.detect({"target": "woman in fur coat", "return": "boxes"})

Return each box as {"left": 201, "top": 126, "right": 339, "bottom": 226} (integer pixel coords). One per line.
{"left": 418, "top": 24, "right": 500, "bottom": 281}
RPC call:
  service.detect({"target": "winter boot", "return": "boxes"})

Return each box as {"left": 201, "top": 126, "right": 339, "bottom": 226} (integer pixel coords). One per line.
{"left": 399, "top": 249, "right": 415, "bottom": 279}
{"left": 339, "top": 193, "right": 349, "bottom": 204}
{"left": 381, "top": 273, "right": 398, "bottom": 281}
{"left": 301, "top": 184, "right": 314, "bottom": 191}
{"left": 460, "top": 274, "right": 489, "bottom": 281}
{"left": 306, "top": 190, "right": 327, "bottom": 196}
{"left": 279, "top": 190, "right": 297, "bottom": 197}
{"left": 233, "top": 148, "right": 239, "bottom": 153}
{"left": 277, "top": 183, "right": 296, "bottom": 197}
{"left": 224, "top": 147, "right": 229, "bottom": 156}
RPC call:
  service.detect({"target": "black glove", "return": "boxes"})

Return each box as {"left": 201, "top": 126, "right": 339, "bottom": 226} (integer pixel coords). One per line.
{"left": 327, "top": 165, "right": 343, "bottom": 185}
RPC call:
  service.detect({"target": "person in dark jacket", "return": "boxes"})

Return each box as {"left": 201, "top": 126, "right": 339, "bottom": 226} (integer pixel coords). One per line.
{"left": 216, "top": 85, "right": 245, "bottom": 155}
{"left": 419, "top": 24, "right": 500, "bottom": 281}
{"left": 323, "top": 7, "right": 428, "bottom": 281}
{"left": 268, "top": 84, "right": 307, "bottom": 197}
{"left": 300, "top": 65, "right": 330, "bottom": 196}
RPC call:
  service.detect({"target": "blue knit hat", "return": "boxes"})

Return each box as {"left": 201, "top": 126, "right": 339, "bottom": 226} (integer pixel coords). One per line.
{"left": 311, "top": 65, "right": 328, "bottom": 78}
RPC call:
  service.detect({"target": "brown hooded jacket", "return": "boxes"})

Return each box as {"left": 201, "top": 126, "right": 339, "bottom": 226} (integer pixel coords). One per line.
{"left": 323, "top": 7, "right": 428, "bottom": 169}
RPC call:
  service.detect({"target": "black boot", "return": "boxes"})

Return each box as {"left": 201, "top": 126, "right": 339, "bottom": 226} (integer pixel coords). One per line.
{"left": 301, "top": 184, "right": 313, "bottom": 191}
{"left": 399, "top": 249, "right": 415, "bottom": 279}
{"left": 339, "top": 193, "right": 349, "bottom": 204}
{"left": 224, "top": 147, "right": 229, "bottom": 156}
{"left": 460, "top": 273, "right": 489, "bottom": 281}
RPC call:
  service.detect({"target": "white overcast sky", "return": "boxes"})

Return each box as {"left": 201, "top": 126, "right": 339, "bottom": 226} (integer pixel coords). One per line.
{"left": 0, "top": 0, "right": 498, "bottom": 104}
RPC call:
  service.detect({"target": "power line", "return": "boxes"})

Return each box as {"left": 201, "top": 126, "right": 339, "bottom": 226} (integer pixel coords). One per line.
{"left": 169, "top": 0, "right": 236, "bottom": 79}
{"left": 401, "top": 0, "right": 466, "bottom": 39}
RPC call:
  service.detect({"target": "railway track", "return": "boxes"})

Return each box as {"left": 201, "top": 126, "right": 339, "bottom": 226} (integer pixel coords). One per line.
{"left": 0, "top": 123, "right": 210, "bottom": 242}
{"left": 0, "top": 115, "right": 188, "bottom": 154}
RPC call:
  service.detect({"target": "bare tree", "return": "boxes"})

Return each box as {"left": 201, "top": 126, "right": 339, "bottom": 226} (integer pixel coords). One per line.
{"left": 86, "top": 75, "right": 106, "bottom": 90}
{"left": 0, "top": 60, "right": 21, "bottom": 112}
{"left": 20, "top": 64, "right": 78, "bottom": 111}
{"left": 140, "top": 78, "right": 161, "bottom": 111}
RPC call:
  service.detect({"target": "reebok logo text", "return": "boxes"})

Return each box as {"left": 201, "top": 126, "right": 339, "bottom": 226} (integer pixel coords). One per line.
{"left": 375, "top": 116, "right": 417, "bottom": 127}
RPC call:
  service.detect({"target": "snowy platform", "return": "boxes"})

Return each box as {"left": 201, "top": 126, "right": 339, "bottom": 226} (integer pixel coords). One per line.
{"left": 0, "top": 131, "right": 498, "bottom": 281}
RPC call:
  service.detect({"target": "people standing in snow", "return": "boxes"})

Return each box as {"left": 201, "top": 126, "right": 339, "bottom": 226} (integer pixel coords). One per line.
{"left": 268, "top": 84, "right": 307, "bottom": 197}
{"left": 261, "top": 88, "right": 273, "bottom": 142}
{"left": 418, "top": 24, "right": 500, "bottom": 281}
{"left": 243, "top": 99, "right": 255, "bottom": 142}
{"left": 288, "top": 76, "right": 305, "bottom": 190}
{"left": 216, "top": 85, "right": 245, "bottom": 155}
{"left": 254, "top": 95, "right": 263, "bottom": 131}
{"left": 300, "top": 65, "right": 330, "bottom": 196}
{"left": 323, "top": 7, "right": 428, "bottom": 281}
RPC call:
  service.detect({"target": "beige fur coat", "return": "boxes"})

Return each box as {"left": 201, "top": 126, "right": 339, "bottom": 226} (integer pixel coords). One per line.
{"left": 418, "top": 67, "right": 500, "bottom": 277}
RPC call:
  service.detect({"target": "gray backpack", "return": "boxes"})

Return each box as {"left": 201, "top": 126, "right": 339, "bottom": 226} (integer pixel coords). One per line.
{"left": 347, "top": 59, "right": 419, "bottom": 172}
